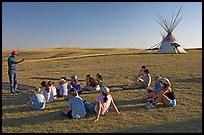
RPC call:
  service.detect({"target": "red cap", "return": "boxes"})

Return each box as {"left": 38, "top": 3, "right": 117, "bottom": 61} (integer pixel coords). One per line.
{"left": 11, "top": 50, "right": 17, "bottom": 55}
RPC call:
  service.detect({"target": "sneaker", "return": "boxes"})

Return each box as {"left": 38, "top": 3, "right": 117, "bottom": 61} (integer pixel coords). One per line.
{"left": 146, "top": 98, "right": 153, "bottom": 102}
{"left": 144, "top": 102, "right": 151, "bottom": 107}
{"left": 123, "top": 86, "right": 129, "bottom": 90}
{"left": 146, "top": 103, "right": 155, "bottom": 109}
{"left": 15, "top": 90, "right": 21, "bottom": 93}
{"left": 11, "top": 91, "right": 17, "bottom": 95}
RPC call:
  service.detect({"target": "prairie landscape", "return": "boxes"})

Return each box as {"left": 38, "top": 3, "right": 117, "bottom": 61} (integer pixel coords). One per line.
{"left": 2, "top": 47, "right": 202, "bottom": 133}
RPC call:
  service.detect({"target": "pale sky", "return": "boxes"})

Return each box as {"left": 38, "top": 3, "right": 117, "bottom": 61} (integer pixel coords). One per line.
{"left": 2, "top": 2, "right": 202, "bottom": 50}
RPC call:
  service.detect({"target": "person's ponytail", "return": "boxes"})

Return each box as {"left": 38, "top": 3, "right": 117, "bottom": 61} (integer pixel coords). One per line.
{"left": 103, "top": 92, "right": 108, "bottom": 103}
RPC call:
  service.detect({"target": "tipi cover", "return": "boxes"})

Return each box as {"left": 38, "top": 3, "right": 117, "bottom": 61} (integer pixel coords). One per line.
{"left": 156, "top": 7, "right": 187, "bottom": 54}
{"left": 157, "top": 33, "right": 187, "bottom": 54}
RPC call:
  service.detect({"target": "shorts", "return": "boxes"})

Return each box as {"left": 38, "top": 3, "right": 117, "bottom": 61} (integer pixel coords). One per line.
{"left": 66, "top": 110, "right": 73, "bottom": 119}
{"left": 169, "top": 100, "right": 176, "bottom": 107}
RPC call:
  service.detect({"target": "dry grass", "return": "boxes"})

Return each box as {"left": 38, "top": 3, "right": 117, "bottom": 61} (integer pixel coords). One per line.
{"left": 2, "top": 47, "right": 202, "bottom": 133}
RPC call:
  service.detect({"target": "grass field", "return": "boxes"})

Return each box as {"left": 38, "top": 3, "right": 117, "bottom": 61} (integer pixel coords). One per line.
{"left": 2, "top": 48, "right": 202, "bottom": 133}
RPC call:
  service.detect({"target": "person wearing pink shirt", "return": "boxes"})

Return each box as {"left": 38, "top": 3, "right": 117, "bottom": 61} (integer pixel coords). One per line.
{"left": 94, "top": 86, "right": 121, "bottom": 122}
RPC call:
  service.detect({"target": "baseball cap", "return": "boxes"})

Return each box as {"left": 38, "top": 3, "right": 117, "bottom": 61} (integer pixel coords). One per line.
{"left": 59, "top": 78, "right": 65, "bottom": 82}
{"left": 154, "top": 75, "right": 162, "bottom": 80}
{"left": 70, "top": 75, "right": 77, "bottom": 80}
{"left": 11, "top": 50, "right": 17, "bottom": 55}
{"left": 100, "top": 86, "right": 110, "bottom": 93}
{"left": 159, "top": 77, "right": 170, "bottom": 85}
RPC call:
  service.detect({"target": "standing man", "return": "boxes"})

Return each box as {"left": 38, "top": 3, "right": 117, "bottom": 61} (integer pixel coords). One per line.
{"left": 8, "top": 50, "right": 24, "bottom": 94}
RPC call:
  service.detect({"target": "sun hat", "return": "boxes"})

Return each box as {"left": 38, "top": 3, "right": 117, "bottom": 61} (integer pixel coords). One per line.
{"left": 100, "top": 86, "right": 110, "bottom": 93}
{"left": 70, "top": 75, "right": 77, "bottom": 80}
{"left": 11, "top": 50, "right": 17, "bottom": 55}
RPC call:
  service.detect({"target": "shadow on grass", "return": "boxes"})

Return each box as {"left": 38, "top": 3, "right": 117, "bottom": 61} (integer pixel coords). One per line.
{"left": 114, "top": 98, "right": 166, "bottom": 112}
{"left": 2, "top": 92, "right": 31, "bottom": 106}
{"left": 115, "top": 117, "right": 202, "bottom": 133}
{"left": 114, "top": 99, "right": 146, "bottom": 112}
{"left": 2, "top": 111, "right": 66, "bottom": 128}
{"left": 2, "top": 105, "right": 95, "bottom": 128}
{"left": 2, "top": 105, "right": 35, "bottom": 114}
{"left": 30, "top": 76, "right": 85, "bottom": 82}
{"left": 176, "top": 77, "right": 202, "bottom": 83}
{"left": 2, "top": 82, "right": 35, "bottom": 92}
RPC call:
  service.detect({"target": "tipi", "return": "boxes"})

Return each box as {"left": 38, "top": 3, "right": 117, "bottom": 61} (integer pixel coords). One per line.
{"left": 156, "top": 7, "right": 187, "bottom": 54}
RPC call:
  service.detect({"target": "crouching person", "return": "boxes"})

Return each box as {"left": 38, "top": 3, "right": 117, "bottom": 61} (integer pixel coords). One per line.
{"left": 61, "top": 88, "right": 86, "bottom": 119}
{"left": 26, "top": 87, "right": 46, "bottom": 110}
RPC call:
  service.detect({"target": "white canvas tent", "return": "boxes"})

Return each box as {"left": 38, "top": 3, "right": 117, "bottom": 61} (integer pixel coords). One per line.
{"left": 157, "top": 33, "right": 187, "bottom": 54}
{"left": 156, "top": 7, "right": 186, "bottom": 54}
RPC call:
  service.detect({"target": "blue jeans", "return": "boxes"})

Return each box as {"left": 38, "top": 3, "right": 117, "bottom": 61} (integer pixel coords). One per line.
{"left": 8, "top": 70, "right": 18, "bottom": 93}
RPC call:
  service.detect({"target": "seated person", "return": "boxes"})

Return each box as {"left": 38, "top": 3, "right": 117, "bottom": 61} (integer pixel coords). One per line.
{"left": 26, "top": 87, "right": 46, "bottom": 110}
{"left": 123, "top": 69, "right": 151, "bottom": 89}
{"left": 145, "top": 77, "right": 176, "bottom": 109}
{"left": 83, "top": 86, "right": 121, "bottom": 122}
{"left": 51, "top": 81, "right": 57, "bottom": 99}
{"left": 57, "top": 78, "right": 69, "bottom": 97}
{"left": 61, "top": 88, "right": 86, "bottom": 119}
{"left": 46, "top": 81, "right": 55, "bottom": 103}
{"left": 138, "top": 65, "right": 146, "bottom": 78}
{"left": 96, "top": 73, "right": 104, "bottom": 88}
{"left": 83, "top": 74, "right": 100, "bottom": 91}
{"left": 70, "top": 75, "right": 82, "bottom": 94}
{"left": 143, "top": 75, "right": 163, "bottom": 100}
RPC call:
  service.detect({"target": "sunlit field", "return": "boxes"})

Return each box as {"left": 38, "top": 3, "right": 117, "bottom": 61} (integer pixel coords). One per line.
{"left": 2, "top": 48, "right": 202, "bottom": 133}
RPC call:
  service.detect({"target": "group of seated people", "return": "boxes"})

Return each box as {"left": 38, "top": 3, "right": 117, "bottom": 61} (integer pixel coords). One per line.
{"left": 122, "top": 65, "right": 176, "bottom": 109}
{"left": 26, "top": 73, "right": 121, "bottom": 122}
{"left": 61, "top": 86, "right": 121, "bottom": 122}
{"left": 26, "top": 65, "right": 176, "bottom": 122}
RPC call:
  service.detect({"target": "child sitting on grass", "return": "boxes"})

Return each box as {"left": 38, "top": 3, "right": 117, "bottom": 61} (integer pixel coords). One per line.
{"left": 123, "top": 69, "right": 151, "bottom": 90}
{"left": 143, "top": 75, "right": 163, "bottom": 101}
{"left": 83, "top": 74, "right": 100, "bottom": 91}
{"left": 57, "top": 78, "right": 69, "bottom": 98}
{"left": 70, "top": 75, "right": 82, "bottom": 94}
{"left": 84, "top": 86, "right": 121, "bottom": 122}
{"left": 61, "top": 88, "right": 86, "bottom": 119}
{"left": 96, "top": 73, "right": 104, "bottom": 88}
{"left": 26, "top": 87, "right": 46, "bottom": 110}
{"left": 145, "top": 77, "right": 176, "bottom": 109}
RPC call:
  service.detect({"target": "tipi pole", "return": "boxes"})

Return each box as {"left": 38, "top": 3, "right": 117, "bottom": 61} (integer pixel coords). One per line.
{"left": 137, "top": 42, "right": 161, "bottom": 54}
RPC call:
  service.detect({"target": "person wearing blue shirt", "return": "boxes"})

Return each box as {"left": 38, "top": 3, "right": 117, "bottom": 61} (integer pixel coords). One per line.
{"left": 70, "top": 75, "right": 82, "bottom": 94}
{"left": 61, "top": 88, "right": 86, "bottom": 119}
{"left": 143, "top": 76, "right": 162, "bottom": 100}
{"left": 7, "top": 50, "right": 24, "bottom": 94}
{"left": 26, "top": 87, "right": 46, "bottom": 110}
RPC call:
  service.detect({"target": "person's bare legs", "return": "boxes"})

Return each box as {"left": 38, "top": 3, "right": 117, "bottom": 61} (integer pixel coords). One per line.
{"left": 147, "top": 92, "right": 154, "bottom": 98}
{"left": 161, "top": 95, "right": 171, "bottom": 106}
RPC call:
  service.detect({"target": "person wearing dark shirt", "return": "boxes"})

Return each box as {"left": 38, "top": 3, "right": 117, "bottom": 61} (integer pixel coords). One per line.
{"left": 83, "top": 74, "right": 100, "bottom": 91}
